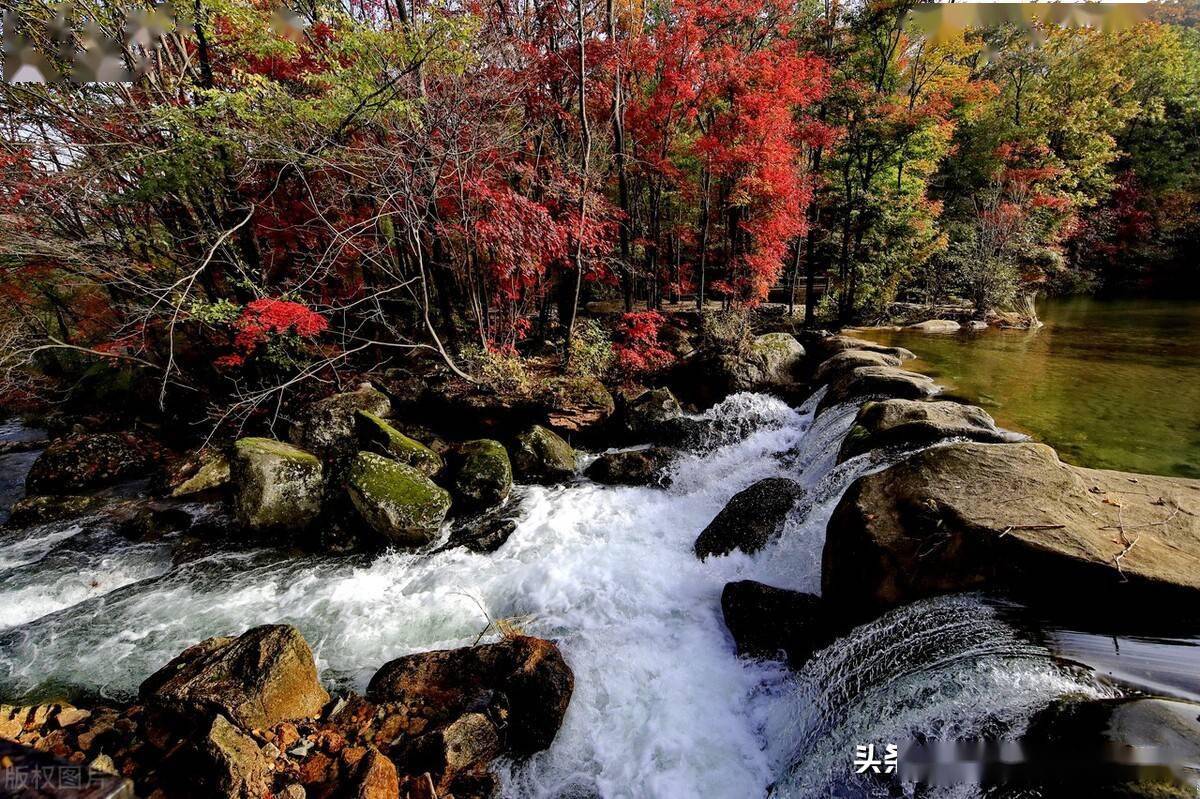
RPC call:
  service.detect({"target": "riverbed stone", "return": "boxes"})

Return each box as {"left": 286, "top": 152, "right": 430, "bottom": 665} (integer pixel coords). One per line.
{"left": 203, "top": 714, "right": 272, "bottom": 799}
{"left": 171, "top": 451, "right": 231, "bottom": 498}
{"left": 25, "top": 431, "right": 160, "bottom": 494}
{"left": 6, "top": 494, "right": 108, "bottom": 526}
{"left": 694, "top": 478, "right": 805, "bottom": 559}
{"left": 620, "top": 388, "right": 684, "bottom": 440}
{"left": 511, "top": 425, "right": 575, "bottom": 484}
{"left": 585, "top": 447, "right": 675, "bottom": 487}
{"left": 838, "top": 399, "right": 1022, "bottom": 462}
{"left": 721, "top": 581, "right": 832, "bottom": 666}
{"left": 291, "top": 383, "right": 392, "bottom": 458}
{"left": 366, "top": 635, "right": 573, "bottom": 756}
{"left": 230, "top": 438, "right": 324, "bottom": 533}
{"left": 817, "top": 365, "right": 939, "bottom": 413}
{"left": 816, "top": 336, "right": 915, "bottom": 361}
{"left": 450, "top": 440, "right": 513, "bottom": 512}
{"left": 813, "top": 349, "right": 903, "bottom": 385}
{"left": 346, "top": 452, "right": 451, "bottom": 547}
{"left": 356, "top": 411, "right": 443, "bottom": 477}
{"left": 906, "top": 319, "right": 961, "bottom": 333}
{"left": 823, "top": 442, "right": 1200, "bottom": 618}
{"left": 140, "top": 623, "right": 330, "bottom": 731}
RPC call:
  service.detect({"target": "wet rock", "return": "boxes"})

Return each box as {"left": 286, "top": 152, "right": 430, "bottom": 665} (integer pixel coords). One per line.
{"left": 366, "top": 635, "right": 573, "bottom": 756}
{"left": 511, "top": 426, "right": 576, "bottom": 484}
{"left": 203, "top": 714, "right": 271, "bottom": 799}
{"left": 812, "top": 349, "right": 902, "bottom": 386}
{"left": 140, "top": 624, "right": 330, "bottom": 731}
{"left": 620, "top": 388, "right": 683, "bottom": 440}
{"left": 815, "top": 335, "right": 915, "bottom": 362}
{"left": 584, "top": 447, "right": 675, "bottom": 487}
{"left": 823, "top": 442, "right": 1200, "bottom": 618}
{"left": 169, "top": 451, "right": 232, "bottom": 498}
{"left": 441, "top": 502, "right": 522, "bottom": 554}
{"left": 837, "top": 399, "right": 1022, "bottom": 462}
{"left": 356, "top": 411, "right": 443, "bottom": 477}
{"left": 817, "top": 365, "right": 938, "bottom": 413}
{"left": 291, "top": 383, "right": 392, "bottom": 458}
{"left": 397, "top": 712, "right": 502, "bottom": 782}
{"left": 906, "top": 319, "right": 961, "bottom": 333}
{"left": 721, "top": 581, "right": 831, "bottom": 666}
{"left": 694, "top": 478, "right": 805, "bottom": 559}
{"left": 230, "top": 438, "right": 324, "bottom": 533}
{"left": 346, "top": 452, "right": 452, "bottom": 547}
{"left": 967, "top": 320, "right": 989, "bottom": 330}
{"left": 6, "top": 494, "right": 107, "bottom": 526}
{"left": 112, "top": 500, "right": 196, "bottom": 541}
{"left": 450, "top": 440, "right": 513, "bottom": 512}
{"left": 25, "top": 432, "right": 161, "bottom": 494}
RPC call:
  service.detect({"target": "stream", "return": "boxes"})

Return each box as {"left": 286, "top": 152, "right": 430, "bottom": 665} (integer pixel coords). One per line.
{"left": 0, "top": 388, "right": 1195, "bottom": 797}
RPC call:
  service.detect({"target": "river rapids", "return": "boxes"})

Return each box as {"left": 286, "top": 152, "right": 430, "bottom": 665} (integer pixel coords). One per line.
{"left": 0, "top": 391, "right": 1152, "bottom": 797}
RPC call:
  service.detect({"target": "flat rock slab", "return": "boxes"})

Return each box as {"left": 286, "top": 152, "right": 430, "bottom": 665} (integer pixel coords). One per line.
{"left": 813, "top": 349, "right": 903, "bottom": 386}
{"left": 838, "top": 399, "right": 1023, "bottom": 462}
{"left": 824, "top": 442, "right": 1200, "bottom": 618}
{"left": 817, "top": 365, "right": 938, "bottom": 413}
{"left": 816, "top": 336, "right": 915, "bottom": 361}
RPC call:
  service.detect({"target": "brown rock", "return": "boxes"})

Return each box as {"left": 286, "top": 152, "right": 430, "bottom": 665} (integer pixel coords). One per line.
{"left": 815, "top": 335, "right": 915, "bottom": 361}
{"left": 584, "top": 447, "right": 674, "bottom": 488}
{"left": 55, "top": 707, "right": 92, "bottom": 728}
{"left": 817, "top": 365, "right": 938, "bottom": 413}
{"left": 25, "top": 432, "right": 162, "bottom": 494}
{"left": 348, "top": 747, "right": 399, "bottom": 799}
{"left": 837, "top": 399, "right": 1022, "bottom": 462}
{"left": 812, "top": 349, "right": 902, "bottom": 385}
{"left": 204, "top": 714, "right": 271, "bottom": 799}
{"left": 823, "top": 442, "right": 1200, "bottom": 618}
{"left": 694, "top": 478, "right": 805, "bottom": 559}
{"left": 140, "top": 624, "right": 330, "bottom": 731}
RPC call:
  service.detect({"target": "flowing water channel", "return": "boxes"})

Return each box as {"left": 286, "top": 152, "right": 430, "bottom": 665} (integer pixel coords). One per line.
{"left": 0, "top": 382, "right": 1193, "bottom": 797}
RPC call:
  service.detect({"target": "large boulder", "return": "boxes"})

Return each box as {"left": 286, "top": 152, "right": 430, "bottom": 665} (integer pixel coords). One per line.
{"left": 366, "top": 635, "right": 573, "bottom": 756}
{"left": 584, "top": 447, "right": 675, "bottom": 487}
{"left": 694, "top": 478, "right": 805, "bottom": 559}
{"left": 543, "top": 375, "right": 616, "bottom": 435}
{"left": 817, "top": 365, "right": 938, "bottom": 413}
{"left": 346, "top": 452, "right": 452, "bottom": 547}
{"left": 356, "top": 411, "right": 443, "bottom": 477}
{"left": 140, "top": 624, "right": 330, "bottom": 731}
{"left": 838, "top": 399, "right": 1022, "bottom": 462}
{"left": 725, "top": 333, "right": 806, "bottom": 390}
{"left": 619, "top": 388, "right": 683, "bottom": 440}
{"left": 25, "top": 432, "right": 160, "bottom": 494}
{"left": 511, "top": 426, "right": 576, "bottom": 484}
{"left": 906, "top": 319, "right": 961, "bottom": 333}
{"left": 815, "top": 335, "right": 915, "bottom": 361}
{"left": 230, "top": 438, "right": 324, "bottom": 533}
{"left": 291, "top": 383, "right": 391, "bottom": 458}
{"left": 721, "top": 581, "right": 832, "bottom": 666}
{"left": 813, "top": 349, "right": 902, "bottom": 386}
{"left": 450, "top": 440, "right": 513, "bottom": 512}
{"left": 823, "top": 442, "right": 1200, "bottom": 618}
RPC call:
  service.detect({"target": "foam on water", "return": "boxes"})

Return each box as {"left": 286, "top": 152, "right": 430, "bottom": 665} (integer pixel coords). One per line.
{"left": 0, "top": 393, "right": 1117, "bottom": 797}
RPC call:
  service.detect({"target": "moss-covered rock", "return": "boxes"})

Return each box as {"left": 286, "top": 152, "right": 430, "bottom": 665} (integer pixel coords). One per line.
{"left": 171, "top": 452, "right": 231, "bottom": 498}
{"left": 356, "top": 411, "right": 443, "bottom": 476}
{"left": 511, "top": 426, "right": 575, "bottom": 484}
{"left": 230, "top": 438, "right": 323, "bottom": 533}
{"left": 620, "top": 388, "right": 683, "bottom": 440}
{"left": 290, "top": 383, "right": 391, "bottom": 458}
{"left": 451, "top": 440, "right": 513, "bottom": 512}
{"left": 346, "top": 452, "right": 451, "bottom": 546}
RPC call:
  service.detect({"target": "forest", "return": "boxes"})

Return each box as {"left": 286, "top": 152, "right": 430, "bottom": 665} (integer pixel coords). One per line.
{"left": 1, "top": 0, "right": 1199, "bottom": 427}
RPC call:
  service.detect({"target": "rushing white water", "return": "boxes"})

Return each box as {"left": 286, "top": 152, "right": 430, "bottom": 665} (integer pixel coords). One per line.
{"left": 0, "top": 392, "right": 1119, "bottom": 798}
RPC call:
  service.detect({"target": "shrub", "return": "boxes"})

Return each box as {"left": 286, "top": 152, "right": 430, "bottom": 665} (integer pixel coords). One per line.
{"left": 459, "top": 344, "right": 533, "bottom": 395}
{"left": 612, "top": 311, "right": 675, "bottom": 378}
{"left": 699, "top": 308, "right": 752, "bottom": 355}
{"left": 569, "top": 319, "right": 615, "bottom": 378}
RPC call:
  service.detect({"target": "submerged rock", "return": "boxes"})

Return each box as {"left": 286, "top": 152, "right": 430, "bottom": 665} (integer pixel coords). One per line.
{"left": 906, "top": 319, "right": 961, "bottom": 333}
{"left": 817, "top": 365, "right": 938, "bottom": 413}
{"left": 823, "top": 442, "right": 1200, "bottom": 617}
{"left": 511, "top": 425, "right": 576, "bottom": 484}
{"left": 356, "top": 411, "right": 443, "bottom": 477}
{"left": 838, "top": 399, "right": 1022, "bottom": 462}
{"left": 140, "top": 623, "right": 330, "bottom": 731}
{"left": 346, "top": 452, "right": 452, "bottom": 547}
{"left": 25, "top": 431, "right": 160, "bottom": 494}
{"left": 694, "top": 477, "right": 805, "bottom": 559}
{"left": 620, "top": 388, "right": 684, "bottom": 440}
{"left": 450, "top": 440, "right": 513, "bottom": 512}
{"left": 291, "top": 383, "right": 391, "bottom": 458}
{"left": 584, "top": 447, "right": 675, "bottom": 487}
{"left": 441, "top": 501, "right": 523, "bottom": 554}
{"left": 230, "top": 438, "right": 324, "bottom": 533}
{"left": 812, "top": 349, "right": 902, "bottom": 386}
{"left": 366, "top": 635, "right": 573, "bottom": 756}
{"left": 721, "top": 581, "right": 831, "bottom": 666}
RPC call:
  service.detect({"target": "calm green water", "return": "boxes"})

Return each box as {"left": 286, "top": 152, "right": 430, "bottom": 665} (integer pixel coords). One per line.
{"left": 859, "top": 297, "right": 1200, "bottom": 478}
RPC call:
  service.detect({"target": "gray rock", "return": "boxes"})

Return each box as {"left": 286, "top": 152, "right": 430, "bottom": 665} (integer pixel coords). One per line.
{"left": 356, "top": 411, "right": 443, "bottom": 476}
{"left": 291, "top": 383, "right": 391, "bottom": 457}
{"left": 813, "top": 349, "right": 903, "bottom": 385}
{"left": 838, "top": 399, "right": 1022, "bottom": 462}
{"left": 511, "top": 426, "right": 576, "bottom": 484}
{"left": 620, "top": 388, "right": 683, "bottom": 440}
{"left": 346, "top": 452, "right": 451, "bottom": 547}
{"left": 817, "top": 365, "right": 939, "bottom": 413}
{"left": 816, "top": 335, "right": 915, "bottom": 361}
{"left": 230, "top": 438, "right": 323, "bottom": 533}
{"left": 585, "top": 448, "right": 674, "bottom": 487}
{"left": 721, "top": 581, "right": 831, "bottom": 665}
{"left": 906, "top": 319, "right": 961, "bottom": 333}
{"left": 451, "top": 440, "right": 513, "bottom": 512}
{"left": 694, "top": 478, "right": 805, "bottom": 559}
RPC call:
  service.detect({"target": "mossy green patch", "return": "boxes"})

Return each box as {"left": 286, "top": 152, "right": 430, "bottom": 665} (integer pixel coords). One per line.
{"left": 356, "top": 411, "right": 443, "bottom": 476}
